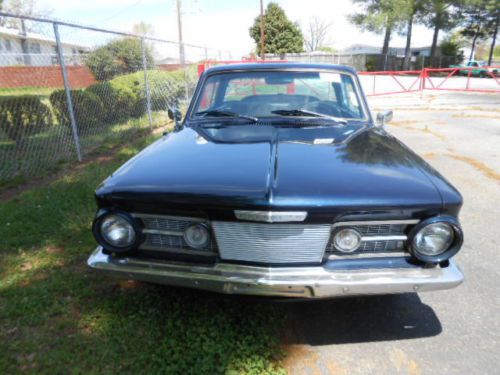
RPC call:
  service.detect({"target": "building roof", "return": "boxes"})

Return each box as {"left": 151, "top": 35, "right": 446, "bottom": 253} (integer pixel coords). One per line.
{"left": 0, "top": 26, "right": 87, "bottom": 49}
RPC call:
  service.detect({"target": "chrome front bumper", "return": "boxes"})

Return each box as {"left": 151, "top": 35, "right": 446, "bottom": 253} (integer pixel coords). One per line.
{"left": 87, "top": 247, "right": 464, "bottom": 298}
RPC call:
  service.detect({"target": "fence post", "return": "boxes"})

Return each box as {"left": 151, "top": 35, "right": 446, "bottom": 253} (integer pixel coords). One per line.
{"left": 140, "top": 38, "right": 153, "bottom": 130}
{"left": 53, "top": 22, "right": 82, "bottom": 162}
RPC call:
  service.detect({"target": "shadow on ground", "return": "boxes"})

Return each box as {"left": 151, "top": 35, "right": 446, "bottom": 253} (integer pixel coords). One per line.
{"left": 278, "top": 293, "right": 441, "bottom": 346}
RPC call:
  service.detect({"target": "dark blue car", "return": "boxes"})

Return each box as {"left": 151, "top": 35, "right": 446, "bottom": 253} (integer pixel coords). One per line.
{"left": 88, "top": 63, "right": 464, "bottom": 299}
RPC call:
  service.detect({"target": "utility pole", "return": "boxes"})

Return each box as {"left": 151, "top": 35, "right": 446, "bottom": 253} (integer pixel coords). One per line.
{"left": 260, "top": 0, "right": 265, "bottom": 60}
{"left": 176, "top": 0, "right": 186, "bottom": 66}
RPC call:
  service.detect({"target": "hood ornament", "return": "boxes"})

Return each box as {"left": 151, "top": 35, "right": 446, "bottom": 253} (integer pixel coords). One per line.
{"left": 234, "top": 210, "right": 307, "bottom": 223}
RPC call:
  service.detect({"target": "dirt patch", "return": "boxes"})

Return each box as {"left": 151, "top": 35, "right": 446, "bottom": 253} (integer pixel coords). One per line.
{"left": 447, "top": 152, "right": 500, "bottom": 182}
{"left": 451, "top": 113, "right": 500, "bottom": 120}
{"left": 282, "top": 345, "right": 347, "bottom": 375}
{"left": 390, "top": 122, "right": 447, "bottom": 141}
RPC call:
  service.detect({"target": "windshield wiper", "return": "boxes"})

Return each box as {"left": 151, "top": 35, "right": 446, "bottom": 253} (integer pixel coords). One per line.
{"left": 271, "top": 109, "right": 347, "bottom": 124}
{"left": 194, "top": 110, "right": 258, "bottom": 123}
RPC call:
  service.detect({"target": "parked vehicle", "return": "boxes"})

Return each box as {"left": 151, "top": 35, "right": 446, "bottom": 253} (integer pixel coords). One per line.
{"left": 88, "top": 63, "right": 464, "bottom": 299}
{"left": 449, "top": 60, "right": 498, "bottom": 77}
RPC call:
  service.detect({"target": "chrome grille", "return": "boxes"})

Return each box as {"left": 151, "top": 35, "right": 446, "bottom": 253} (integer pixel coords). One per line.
{"left": 327, "top": 220, "right": 418, "bottom": 256}
{"left": 212, "top": 222, "right": 331, "bottom": 264}
{"left": 133, "top": 214, "right": 216, "bottom": 255}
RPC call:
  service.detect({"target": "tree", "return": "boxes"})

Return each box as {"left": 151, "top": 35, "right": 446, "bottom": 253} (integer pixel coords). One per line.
{"left": 0, "top": 0, "right": 52, "bottom": 30}
{"left": 485, "top": 1, "right": 499, "bottom": 65}
{"left": 85, "top": 38, "right": 154, "bottom": 81}
{"left": 422, "top": 1, "right": 463, "bottom": 64}
{"left": 400, "top": 0, "right": 427, "bottom": 70}
{"left": 350, "top": 0, "right": 406, "bottom": 56}
{"left": 304, "top": 17, "right": 332, "bottom": 52}
{"left": 132, "top": 22, "right": 155, "bottom": 37}
{"left": 440, "top": 37, "right": 464, "bottom": 63}
{"left": 460, "top": 0, "right": 498, "bottom": 61}
{"left": 249, "top": 2, "right": 304, "bottom": 56}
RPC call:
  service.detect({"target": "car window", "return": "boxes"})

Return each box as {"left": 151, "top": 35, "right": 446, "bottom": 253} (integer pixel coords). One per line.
{"left": 192, "top": 70, "right": 366, "bottom": 120}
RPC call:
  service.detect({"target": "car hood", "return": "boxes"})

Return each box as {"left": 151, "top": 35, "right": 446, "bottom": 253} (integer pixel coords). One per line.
{"left": 96, "top": 126, "right": 454, "bottom": 212}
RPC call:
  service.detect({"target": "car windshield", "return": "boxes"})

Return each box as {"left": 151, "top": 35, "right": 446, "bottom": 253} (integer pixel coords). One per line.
{"left": 191, "top": 70, "right": 366, "bottom": 121}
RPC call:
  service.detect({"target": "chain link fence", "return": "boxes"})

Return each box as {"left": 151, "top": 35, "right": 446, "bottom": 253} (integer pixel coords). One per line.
{"left": 0, "top": 13, "right": 229, "bottom": 186}
{"left": 265, "top": 53, "right": 460, "bottom": 72}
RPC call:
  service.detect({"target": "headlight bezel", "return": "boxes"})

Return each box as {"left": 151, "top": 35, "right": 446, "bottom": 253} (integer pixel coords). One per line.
{"left": 92, "top": 209, "right": 143, "bottom": 253}
{"left": 183, "top": 223, "right": 211, "bottom": 250}
{"left": 408, "top": 216, "right": 463, "bottom": 263}
{"left": 332, "top": 227, "right": 363, "bottom": 253}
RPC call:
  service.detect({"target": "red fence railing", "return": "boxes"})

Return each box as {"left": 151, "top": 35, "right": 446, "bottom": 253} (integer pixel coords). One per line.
{"left": 197, "top": 61, "right": 500, "bottom": 96}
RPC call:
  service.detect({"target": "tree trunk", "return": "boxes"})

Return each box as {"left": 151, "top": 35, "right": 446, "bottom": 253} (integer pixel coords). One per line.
{"left": 488, "top": 15, "right": 498, "bottom": 66}
{"left": 469, "top": 33, "right": 479, "bottom": 61}
{"left": 430, "top": 23, "right": 440, "bottom": 67}
{"left": 403, "top": 16, "right": 414, "bottom": 70}
{"left": 382, "top": 24, "right": 392, "bottom": 55}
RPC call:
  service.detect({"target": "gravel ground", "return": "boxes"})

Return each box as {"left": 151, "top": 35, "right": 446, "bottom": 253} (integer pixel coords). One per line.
{"left": 282, "top": 91, "right": 500, "bottom": 375}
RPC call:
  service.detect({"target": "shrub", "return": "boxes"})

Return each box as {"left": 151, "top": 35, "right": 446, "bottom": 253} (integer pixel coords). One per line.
{"left": 87, "top": 78, "right": 145, "bottom": 122}
{"left": 49, "top": 89, "right": 106, "bottom": 134}
{"left": 86, "top": 38, "right": 154, "bottom": 81}
{"left": 0, "top": 95, "right": 53, "bottom": 144}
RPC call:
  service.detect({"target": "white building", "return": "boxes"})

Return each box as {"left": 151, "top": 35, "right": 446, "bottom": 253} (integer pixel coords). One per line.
{"left": 0, "top": 26, "right": 88, "bottom": 66}
{"left": 342, "top": 44, "right": 434, "bottom": 57}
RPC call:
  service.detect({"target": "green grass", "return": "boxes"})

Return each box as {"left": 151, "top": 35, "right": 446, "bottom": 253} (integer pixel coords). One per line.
{"left": 0, "top": 134, "right": 286, "bottom": 375}
{"left": 0, "top": 112, "right": 169, "bottom": 193}
{"left": 0, "top": 87, "right": 56, "bottom": 97}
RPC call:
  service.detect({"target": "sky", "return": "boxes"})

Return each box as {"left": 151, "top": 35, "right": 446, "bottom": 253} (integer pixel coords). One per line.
{"left": 34, "top": 0, "right": 443, "bottom": 59}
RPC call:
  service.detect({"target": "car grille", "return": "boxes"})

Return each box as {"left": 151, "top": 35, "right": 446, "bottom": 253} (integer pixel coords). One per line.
{"left": 212, "top": 222, "right": 331, "bottom": 264}
{"left": 132, "top": 214, "right": 417, "bottom": 262}
{"left": 326, "top": 221, "right": 417, "bottom": 257}
{"left": 133, "top": 214, "right": 217, "bottom": 255}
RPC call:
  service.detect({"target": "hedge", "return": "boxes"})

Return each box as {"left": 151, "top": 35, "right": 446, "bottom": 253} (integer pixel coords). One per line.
{"left": 0, "top": 95, "right": 53, "bottom": 143}
{"left": 1, "top": 68, "right": 195, "bottom": 147}
{"left": 49, "top": 89, "right": 106, "bottom": 134}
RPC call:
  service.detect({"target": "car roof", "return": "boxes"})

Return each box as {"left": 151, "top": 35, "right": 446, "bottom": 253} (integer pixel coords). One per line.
{"left": 204, "top": 62, "right": 358, "bottom": 75}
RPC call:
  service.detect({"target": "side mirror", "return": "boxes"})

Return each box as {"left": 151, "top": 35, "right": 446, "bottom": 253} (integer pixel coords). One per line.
{"left": 168, "top": 108, "right": 182, "bottom": 122}
{"left": 376, "top": 110, "right": 393, "bottom": 127}
{"left": 168, "top": 108, "right": 183, "bottom": 130}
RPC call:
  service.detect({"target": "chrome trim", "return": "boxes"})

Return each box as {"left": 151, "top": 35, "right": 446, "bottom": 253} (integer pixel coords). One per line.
{"left": 132, "top": 213, "right": 208, "bottom": 223}
{"left": 234, "top": 210, "right": 308, "bottom": 223}
{"left": 332, "top": 219, "right": 420, "bottom": 228}
{"left": 88, "top": 247, "right": 464, "bottom": 298}
{"left": 213, "top": 221, "right": 330, "bottom": 263}
{"left": 361, "top": 235, "right": 407, "bottom": 242}
{"left": 327, "top": 252, "right": 407, "bottom": 260}
{"left": 136, "top": 245, "right": 216, "bottom": 256}
{"left": 142, "top": 229, "right": 184, "bottom": 236}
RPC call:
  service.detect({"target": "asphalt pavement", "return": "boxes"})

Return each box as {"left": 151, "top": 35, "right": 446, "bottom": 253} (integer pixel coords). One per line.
{"left": 282, "top": 90, "right": 500, "bottom": 375}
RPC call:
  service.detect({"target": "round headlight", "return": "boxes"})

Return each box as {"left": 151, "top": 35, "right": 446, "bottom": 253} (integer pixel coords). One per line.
{"left": 184, "top": 224, "right": 210, "bottom": 249}
{"left": 413, "top": 222, "right": 454, "bottom": 256}
{"left": 333, "top": 228, "right": 362, "bottom": 253}
{"left": 100, "top": 214, "right": 136, "bottom": 248}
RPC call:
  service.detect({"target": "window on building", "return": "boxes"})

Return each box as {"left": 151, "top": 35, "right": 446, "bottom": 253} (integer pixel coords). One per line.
{"left": 29, "top": 42, "right": 41, "bottom": 53}
{"left": 5, "top": 39, "right": 12, "bottom": 51}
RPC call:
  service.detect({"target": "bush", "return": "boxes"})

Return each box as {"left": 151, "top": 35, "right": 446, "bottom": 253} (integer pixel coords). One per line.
{"left": 86, "top": 38, "right": 154, "bottom": 81}
{"left": 0, "top": 95, "right": 53, "bottom": 144}
{"left": 49, "top": 89, "right": 106, "bottom": 134}
{"left": 86, "top": 81, "right": 144, "bottom": 122}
